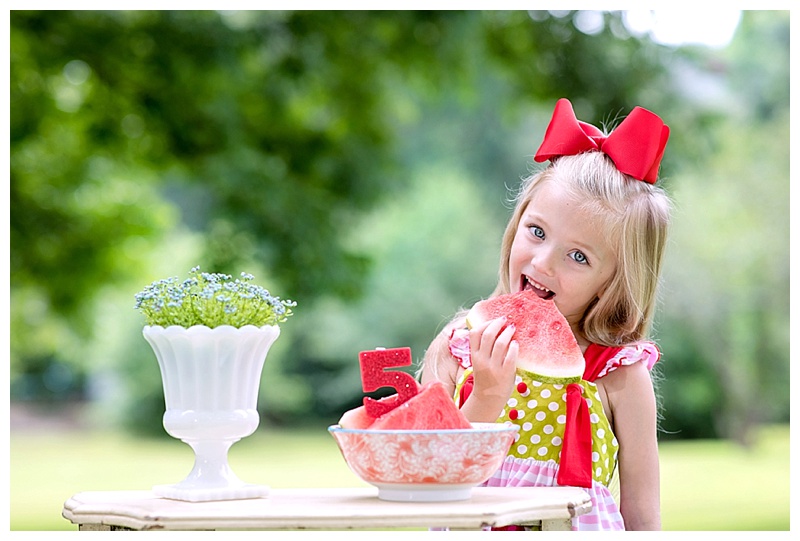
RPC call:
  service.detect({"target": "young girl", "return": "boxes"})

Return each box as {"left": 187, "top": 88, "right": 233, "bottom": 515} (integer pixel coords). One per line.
{"left": 419, "top": 98, "right": 671, "bottom": 531}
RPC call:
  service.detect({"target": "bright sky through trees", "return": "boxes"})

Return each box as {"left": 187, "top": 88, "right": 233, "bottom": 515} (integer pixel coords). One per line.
{"left": 623, "top": 9, "right": 742, "bottom": 48}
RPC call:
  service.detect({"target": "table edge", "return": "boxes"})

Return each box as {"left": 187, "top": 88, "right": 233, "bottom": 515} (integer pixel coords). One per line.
{"left": 63, "top": 486, "right": 592, "bottom": 531}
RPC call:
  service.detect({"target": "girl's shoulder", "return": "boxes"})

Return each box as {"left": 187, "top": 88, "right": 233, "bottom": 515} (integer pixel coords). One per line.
{"left": 583, "top": 341, "right": 661, "bottom": 382}
{"left": 423, "top": 316, "right": 468, "bottom": 370}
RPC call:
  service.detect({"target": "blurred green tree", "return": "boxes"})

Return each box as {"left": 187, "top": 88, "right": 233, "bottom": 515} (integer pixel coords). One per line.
{"left": 14, "top": 11, "right": 788, "bottom": 444}
{"left": 656, "top": 10, "right": 790, "bottom": 443}
{"left": 10, "top": 10, "right": 668, "bottom": 395}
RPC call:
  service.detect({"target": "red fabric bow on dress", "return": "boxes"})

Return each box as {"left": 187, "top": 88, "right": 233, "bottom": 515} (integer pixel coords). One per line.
{"left": 534, "top": 98, "right": 670, "bottom": 184}
{"left": 557, "top": 383, "right": 593, "bottom": 488}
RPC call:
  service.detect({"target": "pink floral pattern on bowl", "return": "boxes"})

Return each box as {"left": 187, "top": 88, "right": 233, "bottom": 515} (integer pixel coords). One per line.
{"left": 328, "top": 423, "right": 518, "bottom": 486}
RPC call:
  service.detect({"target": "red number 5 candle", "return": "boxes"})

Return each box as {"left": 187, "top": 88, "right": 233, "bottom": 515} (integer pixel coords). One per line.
{"left": 358, "top": 347, "right": 419, "bottom": 418}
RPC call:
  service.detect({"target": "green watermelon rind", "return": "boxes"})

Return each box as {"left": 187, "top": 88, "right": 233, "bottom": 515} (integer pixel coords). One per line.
{"left": 515, "top": 368, "right": 582, "bottom": 385}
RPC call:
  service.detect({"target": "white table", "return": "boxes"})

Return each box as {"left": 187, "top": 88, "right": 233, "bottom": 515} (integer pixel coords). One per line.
{"left": 62, "top": 486, "right": 592, "bottom": 531}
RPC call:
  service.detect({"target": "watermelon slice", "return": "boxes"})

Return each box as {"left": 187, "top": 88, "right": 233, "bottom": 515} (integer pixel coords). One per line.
{"left": 338, "top": 395, "right": 396, "bottom": 429}
{"left": 338, "top": 382, "right": 471, "bottom": 430}
{"left": 465, "top": 289, "right": 584, "bottom": 378}
{"left": 369, "top": 382, "right": 472, "bottom": 430}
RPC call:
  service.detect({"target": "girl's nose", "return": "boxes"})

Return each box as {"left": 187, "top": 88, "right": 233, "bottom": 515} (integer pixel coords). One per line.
{"left": 531, "top": 248, "right": 556, "bottom": 276}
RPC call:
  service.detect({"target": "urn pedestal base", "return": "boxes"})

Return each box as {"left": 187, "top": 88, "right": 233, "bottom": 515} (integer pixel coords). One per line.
{"left": 152, "top": 436, "right": 270, "bottom": 502}
{"left": 143, "top": 325, "right": 280, "bottom": 503}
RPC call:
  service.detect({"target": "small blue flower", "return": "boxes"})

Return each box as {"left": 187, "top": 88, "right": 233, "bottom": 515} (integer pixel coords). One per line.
{"left": 134, "top": 266, "right": 295, "bottom": 328}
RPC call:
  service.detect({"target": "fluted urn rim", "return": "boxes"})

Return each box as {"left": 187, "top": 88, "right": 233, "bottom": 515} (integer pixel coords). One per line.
{"left": 143, "top": 324, "right": 280, "bottom": 337}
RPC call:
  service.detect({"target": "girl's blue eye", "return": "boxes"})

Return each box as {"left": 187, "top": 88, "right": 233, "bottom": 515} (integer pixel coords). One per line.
{"left": 529, "top": 225, "right": 544, "bottom": 239}
{"left": 570, "top": 251, "right": 589, "bottom": 265}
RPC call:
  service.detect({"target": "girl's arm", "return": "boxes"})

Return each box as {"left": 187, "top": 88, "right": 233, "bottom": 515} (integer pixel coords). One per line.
{"left": 420, "top": 316, "right": 517, "bottom": 423}
{"left": 602, "top": 360, "right": 662, "bottom": 530}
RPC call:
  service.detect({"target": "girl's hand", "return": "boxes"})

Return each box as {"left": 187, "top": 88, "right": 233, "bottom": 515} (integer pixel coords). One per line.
{"left": 461, "top": 317, "right": 518, "bottom": 422}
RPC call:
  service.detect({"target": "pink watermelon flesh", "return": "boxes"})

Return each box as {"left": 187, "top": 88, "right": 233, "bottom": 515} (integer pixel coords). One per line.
{"left": 465, "top": 289, "right": 584, "bottom": 378}
{"left": 338, "top": 406, "right": 373, "bottom": 429}
{"left": 338, "top": 394, "right": 398, "bottom": 429}
{"left": 369, "top": 381, "right": 472, "bottom": 430}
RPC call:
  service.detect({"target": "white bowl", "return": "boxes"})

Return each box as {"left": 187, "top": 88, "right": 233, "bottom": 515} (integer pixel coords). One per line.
{"left": 328, "top": 423, "right": 519, "bottom": 502}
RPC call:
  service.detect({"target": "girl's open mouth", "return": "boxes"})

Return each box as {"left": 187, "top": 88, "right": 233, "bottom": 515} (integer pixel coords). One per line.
{"left": 522, "top": 276, "right": 555, "bottom": 300}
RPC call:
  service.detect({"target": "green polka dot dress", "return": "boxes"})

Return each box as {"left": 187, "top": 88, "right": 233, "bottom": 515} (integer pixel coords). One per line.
{"left": 449, "top": 329, "right": 661, "bottom": 530}
{"left": 496, "top": 370, "right": 617, "bottom": 487}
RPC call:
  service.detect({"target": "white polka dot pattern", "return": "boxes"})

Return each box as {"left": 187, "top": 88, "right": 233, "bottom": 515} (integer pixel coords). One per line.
{"left": 497, "top": 370, "right": 618, "bottom": 485}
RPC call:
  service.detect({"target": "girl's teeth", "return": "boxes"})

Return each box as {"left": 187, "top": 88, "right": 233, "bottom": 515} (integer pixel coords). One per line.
{"left": 531, "top": 280, "right": 549, "bottom": 293}
{"left": 524, "top": 277, "right": 555, "bottom": 300}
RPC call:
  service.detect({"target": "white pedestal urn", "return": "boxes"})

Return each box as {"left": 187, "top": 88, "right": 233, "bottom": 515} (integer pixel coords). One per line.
{"left": 143, "top": 324, "right": 280, "bottom": 502}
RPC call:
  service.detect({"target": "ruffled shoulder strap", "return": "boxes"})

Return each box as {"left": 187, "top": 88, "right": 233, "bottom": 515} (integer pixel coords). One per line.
{"left": 584, "top": 341, "right": 661, "bottom": 382}
{"left": 448, "top": 328, "right": 474, "bottom": 407}
{"left": 448, "top": 328, "right": 472, "bottom": 369}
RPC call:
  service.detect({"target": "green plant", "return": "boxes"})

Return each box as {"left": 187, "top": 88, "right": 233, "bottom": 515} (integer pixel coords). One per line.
{"left": 134, "top": 266, "right": 295, "bottom": 328}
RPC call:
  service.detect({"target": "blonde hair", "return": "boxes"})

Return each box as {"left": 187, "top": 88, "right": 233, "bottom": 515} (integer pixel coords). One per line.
{"left": 493, "top": 152, "right": 671, "bottom": 347}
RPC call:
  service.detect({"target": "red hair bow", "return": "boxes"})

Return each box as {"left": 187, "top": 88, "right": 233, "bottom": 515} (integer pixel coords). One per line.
{"left": 534, "top": 98, "right": 670, "bottom": 184}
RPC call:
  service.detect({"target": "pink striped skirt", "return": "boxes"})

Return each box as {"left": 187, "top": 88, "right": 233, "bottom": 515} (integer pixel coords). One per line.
{"left": 481, "top": 455, "right": 625, "bottom": 531}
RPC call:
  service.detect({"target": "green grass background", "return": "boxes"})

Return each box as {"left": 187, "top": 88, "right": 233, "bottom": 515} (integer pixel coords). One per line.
{"left": 9, "top": 424, "right": 790, "bottom": 531}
